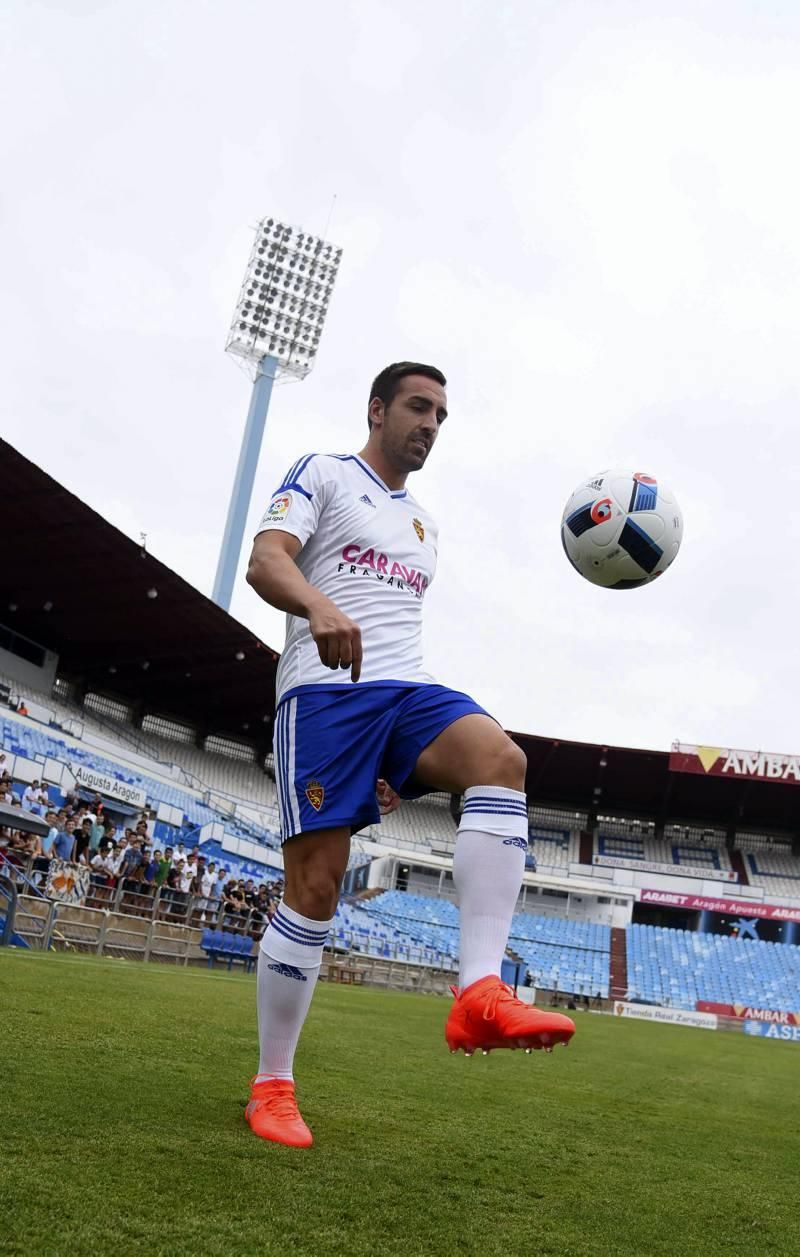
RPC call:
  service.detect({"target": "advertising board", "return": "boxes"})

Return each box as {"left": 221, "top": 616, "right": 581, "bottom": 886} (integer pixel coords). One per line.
{"left": 640, "top": 889, "right": 800, "bottom": 923}
{"left": 697, "top": 1001, "right": 800, "bottom": 1025}
{"left": 670, "top": 742, "right": 800, "bottom": 786}
{"left": 613, "top": 1002, "right": 718, "bottom": 1030}
{"left": 744, "top": 1021, "right": 800, "bottom": 1042}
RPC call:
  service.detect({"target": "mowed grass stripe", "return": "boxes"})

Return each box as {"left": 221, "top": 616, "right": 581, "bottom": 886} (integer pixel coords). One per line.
{"left": 1, "top": 950, "right": 798, "bottom": 1257}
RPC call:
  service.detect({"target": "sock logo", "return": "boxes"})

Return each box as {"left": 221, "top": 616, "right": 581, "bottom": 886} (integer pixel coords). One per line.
{"left": 267, "top": 962, "right": 308, "bottom": 982}
{"left": 503, "top": 837, "right": 528, "bottom": 850}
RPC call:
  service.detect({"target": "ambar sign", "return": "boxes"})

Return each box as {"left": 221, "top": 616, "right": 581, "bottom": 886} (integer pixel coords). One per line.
{"left": 697, "top": 1001, "right": 800, "bottom": 1025}
{"left": 670, "top": 742, "right": 800, "bottom": 786}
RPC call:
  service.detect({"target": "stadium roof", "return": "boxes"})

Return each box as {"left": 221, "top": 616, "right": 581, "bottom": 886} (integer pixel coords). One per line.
{"left": 512, "top": 730, "right": 799, "bottom": 836}
{"left": 2, "top": 440, "right": 797, "bottom": 834}
{"left": 1, "top": 440, "right": 278, "bottom": 743}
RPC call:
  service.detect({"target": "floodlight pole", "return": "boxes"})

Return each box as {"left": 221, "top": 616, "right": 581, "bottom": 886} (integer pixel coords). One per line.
{"left": 212, "top": 354, "right": 279, "bottom": 611}
{"left": 213, "top": 216, "right": 342, "bottom": 610}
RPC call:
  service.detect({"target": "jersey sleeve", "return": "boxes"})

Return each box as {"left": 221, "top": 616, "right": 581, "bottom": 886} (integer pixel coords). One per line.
{"left": 254, "top": 454, "right": 332, "bottom": 548}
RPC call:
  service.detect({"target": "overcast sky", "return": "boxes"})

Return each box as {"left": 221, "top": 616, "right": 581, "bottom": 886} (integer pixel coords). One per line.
{"left": 3, "top": 0, "right": 800, "bottom": 756}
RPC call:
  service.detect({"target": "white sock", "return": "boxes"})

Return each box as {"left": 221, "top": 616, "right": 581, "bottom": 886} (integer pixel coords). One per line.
{"left": 255, "top": 902, "right": 332, "bottom": 1082}
{"left": 453, "top": 785, "right": 527, "bottom": 991}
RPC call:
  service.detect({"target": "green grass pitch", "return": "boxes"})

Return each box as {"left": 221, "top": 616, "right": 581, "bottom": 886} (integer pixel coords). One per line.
{"left": 2, "top": 950, "right": 799, "bottom": 1257}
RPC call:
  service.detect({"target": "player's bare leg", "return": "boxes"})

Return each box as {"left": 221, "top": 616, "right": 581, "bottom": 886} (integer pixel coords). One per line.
{"left": 246, "top": 828, "right": 350, "bottom": 1147}
{"left": 282, "top": 827, "right": 351, "bottom": 920}
{"left": 413, "top": 714, "right": 575, "bottom": 1055}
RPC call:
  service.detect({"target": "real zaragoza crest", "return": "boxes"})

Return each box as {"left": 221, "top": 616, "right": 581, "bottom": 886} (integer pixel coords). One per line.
{"left": 305, "top": 780, "right": 325, "bottom": 812}
{"left": 412, "top": 517, "right": 424, "bottom": 542}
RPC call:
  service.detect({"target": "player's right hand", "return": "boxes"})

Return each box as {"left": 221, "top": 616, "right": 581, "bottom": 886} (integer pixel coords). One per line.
{"left": 376, "top": 779, "right": 401, "bottom": 815}
{"left": 308, "top": 597, "right": 363, "bottom": 682}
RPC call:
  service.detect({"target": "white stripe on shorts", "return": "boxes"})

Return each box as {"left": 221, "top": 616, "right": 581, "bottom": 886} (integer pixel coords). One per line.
{"left": 274, "top": 705, "right": 286, "bottom": 837}
{"left": 275, "top": 703, "right": 290, "bottom": 839}
{"left": 286, "top": 696, "right": 301, "bottom": 834}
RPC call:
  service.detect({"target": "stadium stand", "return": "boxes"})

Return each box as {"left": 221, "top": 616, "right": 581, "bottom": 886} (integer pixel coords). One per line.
{"left": 507, "top": 913, "right": 610, "bottom": 998}
{"left": 376, "top": 797, "right": 457, "bottom": 854}
{"left": 145, "top": 736, "right": 277, "bottom": 807}
{"left": 657, "top": 841, "right": 731, "bottom": 873}
{"left": 360, "top": 891, "right": 611, "bottom": 997}
{"left": 626, "top": 923, "right": 800, "bottom": 1013}
{"left": 527, "top": 825, "right": 578, "bottom": 872}
{"left": 1, "top": 707, "right": 281, "bottom": 851}
{"left": 1, "top": 672, "right": 151, "bottom": 760}
{"left": 596, "top": 816, "right": 733, "bottom": 876}
{"left": 375, "top": 799, "right": 586, "bottom": 871}
{"left": 737, "top": 836, "right": 800, "bottom": 900}
{"left": 2, "top": 671, "right": 280, "bottom": 822}
{"left": 335, "top": 898, "right": 457, "bottom": 968}
{"left": 359, "top": 891, "right": 459, "bottom": 957}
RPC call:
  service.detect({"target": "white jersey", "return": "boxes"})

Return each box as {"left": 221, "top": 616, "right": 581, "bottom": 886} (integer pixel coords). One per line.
{"left": 256, "top": 453, "right": 439, "bottom": 703}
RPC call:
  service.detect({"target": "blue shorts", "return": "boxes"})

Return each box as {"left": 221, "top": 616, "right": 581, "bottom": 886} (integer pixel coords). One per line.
{"left": 273, "top": 682, "right": 489, "bottom": 842}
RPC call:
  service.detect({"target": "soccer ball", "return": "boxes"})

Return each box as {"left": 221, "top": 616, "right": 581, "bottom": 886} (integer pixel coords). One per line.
{"left": 560, "top": 470, "right": 683, "bottom": 589}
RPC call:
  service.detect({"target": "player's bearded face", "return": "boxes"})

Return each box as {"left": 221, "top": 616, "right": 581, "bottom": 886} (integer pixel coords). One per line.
{"left": 377, "top": 377, "right": 447, "bottom": 473}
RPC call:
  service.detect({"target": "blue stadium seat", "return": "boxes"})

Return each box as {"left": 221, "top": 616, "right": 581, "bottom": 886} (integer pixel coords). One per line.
{"left": 350, "top": 891, "right": 611, "bottom": 993}
{"left": 2, "top": 711, "right": 282, "bottom": 852}
{"left": 625, "top": 923, "right": 800, "bottom": 1012}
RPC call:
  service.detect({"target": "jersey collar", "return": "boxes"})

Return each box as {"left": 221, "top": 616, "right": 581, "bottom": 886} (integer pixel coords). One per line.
{"left": 349, "top": 454, "right": 408, "bottom": 499}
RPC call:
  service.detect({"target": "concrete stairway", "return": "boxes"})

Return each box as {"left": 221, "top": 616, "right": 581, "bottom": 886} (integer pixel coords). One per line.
{"left": 609, "top": 926, "right": 628, "bottom": 999}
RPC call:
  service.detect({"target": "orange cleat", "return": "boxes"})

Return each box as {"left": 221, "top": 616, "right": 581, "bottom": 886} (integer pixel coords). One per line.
{"left": 244, "top": 1078, "right": 313, "bottom": 1148}
{"left": 445, "top": 975, "right": 576, "bottom": 1056}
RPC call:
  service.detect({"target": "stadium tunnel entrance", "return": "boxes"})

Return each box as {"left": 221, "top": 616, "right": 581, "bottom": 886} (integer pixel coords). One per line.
{"left": 633, "top": 900, "right": 700, "bottom": 932}
{"left": 633, "top": 899, "right": 798, "bottom": 945}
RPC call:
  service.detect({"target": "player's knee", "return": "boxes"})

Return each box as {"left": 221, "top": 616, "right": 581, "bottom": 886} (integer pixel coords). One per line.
{"left": 290, "top": 868, "right": 341, "bottom": 920}
{"left": 485, "top": 736, "right": 527, "bottom": 791}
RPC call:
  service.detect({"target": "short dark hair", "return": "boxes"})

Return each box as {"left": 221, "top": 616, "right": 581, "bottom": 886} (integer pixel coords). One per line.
{"left": 368, "top": 362, "right": 446, "bottom": 430}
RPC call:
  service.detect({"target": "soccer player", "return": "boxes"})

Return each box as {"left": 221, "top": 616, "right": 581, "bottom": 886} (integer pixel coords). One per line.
{"left": 244, "top": 362, "right": 575, "bottom": 1148}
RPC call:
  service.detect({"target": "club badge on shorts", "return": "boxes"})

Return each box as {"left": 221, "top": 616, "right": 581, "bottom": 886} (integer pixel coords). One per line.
{"left": 412, "top": 517, "right": 424, "bottom": 542}
{"left": 305, "top": 780, "right": 325, "bottom": 812}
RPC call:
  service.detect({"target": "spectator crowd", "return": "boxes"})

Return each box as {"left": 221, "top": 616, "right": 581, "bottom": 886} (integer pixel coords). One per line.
{"left": 0, "top": 765, "right": 284, "bottom": 936}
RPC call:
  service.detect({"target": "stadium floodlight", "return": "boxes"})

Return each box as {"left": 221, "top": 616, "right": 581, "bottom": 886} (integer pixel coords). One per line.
{"left": 211, "top": 216, "right": 342, "bottom": 611}
{"left": 225, "top": 217, "right": 342, "bottom": 379}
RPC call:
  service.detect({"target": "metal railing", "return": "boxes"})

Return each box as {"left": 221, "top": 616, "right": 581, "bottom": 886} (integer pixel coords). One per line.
{"left": 1, "top": 852, "right": 459, "bottom": 973}
{"left": 7, "top": 893, "right": 56, "bottom": 950}
{"left": 0, "top": 852, "right": 47, "bottom": 900}
{"left": 7, "top": 893, "right": 200, "bottom": 964}
{"left": 0, "top": 851, "right": 273, "bottom": 939}
{"left": 5, "top": 885, "right": 459, "bottom": 986}
{"left": 0, "top": 874, "right": 19, "bottom": 944}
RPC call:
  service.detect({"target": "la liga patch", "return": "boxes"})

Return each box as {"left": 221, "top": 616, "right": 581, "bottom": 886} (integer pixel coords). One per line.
{"left": 262, "top": 492, "right": 292, "bottom": 524}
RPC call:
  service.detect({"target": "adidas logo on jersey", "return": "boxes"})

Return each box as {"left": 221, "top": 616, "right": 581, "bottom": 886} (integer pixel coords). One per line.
{"left": 359, "top": 494, "right": 376, "bottom": 508}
